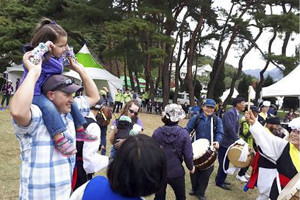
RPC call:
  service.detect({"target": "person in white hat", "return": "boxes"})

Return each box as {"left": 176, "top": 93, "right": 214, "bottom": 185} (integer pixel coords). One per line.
{"left": 258, "top": 100, "right": 271, "bottom": 125}
{"left": 153, "top": 103, "right": 195, "bottom": 200}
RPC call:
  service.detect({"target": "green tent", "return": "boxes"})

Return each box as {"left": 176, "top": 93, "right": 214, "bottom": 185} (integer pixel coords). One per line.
{"left": 63, "top": 44, "right": 122, "bottom": 101}
{"left": 76, "top": 46, "right": 104, "bottom": 69}
{"left": 120, "top": 76, "right": 146, "bottom": 89}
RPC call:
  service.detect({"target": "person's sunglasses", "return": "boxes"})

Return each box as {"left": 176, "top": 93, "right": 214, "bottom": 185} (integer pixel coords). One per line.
{"left": 128, "top": 109, "right": 138, "bottom": 116}
{"left": 52, "top": 78, "right": 74, "bottom": 91}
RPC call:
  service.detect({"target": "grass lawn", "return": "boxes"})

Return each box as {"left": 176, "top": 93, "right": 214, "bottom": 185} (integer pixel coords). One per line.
{"left": 0, "top": 108, "right": 259, "bottom": 200}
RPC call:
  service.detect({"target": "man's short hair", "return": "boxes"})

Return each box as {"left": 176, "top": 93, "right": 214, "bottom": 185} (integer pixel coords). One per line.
{"left": 232, "top": 97, "right": 245, "bottom": 107}
{"left": 266, "top": 116, "right": 280, "bottom": 125}
{"left": 42, "top": 75, "right": 82, "bottom": 95}
{"left": 107, "top": 134, "right": 167, "bottom": 197}
{"left": 250, "top": 105, "right": 259, "bottom": 113}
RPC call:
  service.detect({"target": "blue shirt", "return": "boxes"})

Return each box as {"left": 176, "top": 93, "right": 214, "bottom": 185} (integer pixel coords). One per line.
{"left": 185, "top": 112, "right": 224, "bottom": 144}
{"left": 82, "top": 176, "right": 142, "bottom": 200}
{"left": 190, "top": 105, "right": 201, "bottom": 115}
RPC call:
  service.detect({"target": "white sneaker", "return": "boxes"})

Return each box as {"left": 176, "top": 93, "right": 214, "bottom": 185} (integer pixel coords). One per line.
{"left": 236, "top": 175, "right": 248, "bottom": 182}
{"left": 244, "top": 174, "right": 250, "bottom": 179}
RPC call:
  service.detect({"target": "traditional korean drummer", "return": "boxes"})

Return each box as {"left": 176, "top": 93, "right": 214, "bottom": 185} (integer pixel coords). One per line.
{"left": 245, "top": 111, "right": 300, "bottom": 200}
{"left": 185, "top": 99, "right": 224, "bottom": 200}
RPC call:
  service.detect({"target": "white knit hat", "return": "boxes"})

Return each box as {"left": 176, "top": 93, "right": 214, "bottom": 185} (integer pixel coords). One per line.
{"left": 162, "top": 103, "right": 186, "bottom": 122}
{"left": 288, "top": 117, "right": 300, "bottom": 131}
{"left": 262, "top": 101, "right": 271, "bottom": 107}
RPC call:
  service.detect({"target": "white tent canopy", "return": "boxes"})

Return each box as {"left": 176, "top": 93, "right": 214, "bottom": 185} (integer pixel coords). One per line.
{"left": 262, "top": 65, "right": 300, "bottom": 111}
{"left": 262, "top": 66, "right": 300, "bottom": 97}
{"left": 220, "top": 88, "right": 239, "bottom": 102}
{"left": 63, "top": 67, "right": 122, "bottom": 100}
{"left": 6, "top": 64, "right": 24, "bottom": 92}
{"left": 67, "top": 44, "right": 122, "bottom": 101}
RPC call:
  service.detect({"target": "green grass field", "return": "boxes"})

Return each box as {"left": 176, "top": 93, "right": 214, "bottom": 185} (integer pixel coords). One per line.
{"left": 0, "top": 108, "right": 259, "bottom": 200}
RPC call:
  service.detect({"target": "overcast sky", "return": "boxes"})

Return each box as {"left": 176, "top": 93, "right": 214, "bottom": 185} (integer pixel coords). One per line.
{"left": 176, "top": 1, "right": 299, "bottom": 71}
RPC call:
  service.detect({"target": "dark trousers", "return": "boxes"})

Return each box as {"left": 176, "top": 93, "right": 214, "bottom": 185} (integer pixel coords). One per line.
{"left": 147, "top": 106, "right": 152, "bottom": 113}
{"left": 73, "top": 160, "right": 93, "bottom": 191}
{"left": 1, "top": 94, "right": 10, "bottom": 107}
{"left": 215, "top": 146, "right": 229, "bottom": 185}
{"left": 190, "top": 165, "right": 214, "bottom": 197}
{"left": 113, "top": 101, "right": 122, "bottom": 113}
{"left": 238, "top": 166, "right": 249, "bottom": 176}
{"left": 100, "top": 125, "right": 107, "bottom": 155}
{"left": 155, "top": 175, "right": 186, "bottom": 200}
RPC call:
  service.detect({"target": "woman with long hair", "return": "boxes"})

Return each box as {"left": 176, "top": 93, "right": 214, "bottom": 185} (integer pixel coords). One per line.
{"left": 109, "top": 99, "right": 143, "bottom": 158}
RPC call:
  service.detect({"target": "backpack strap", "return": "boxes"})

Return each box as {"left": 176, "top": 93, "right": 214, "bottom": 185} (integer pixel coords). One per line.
{"left": 212, "top": 114, "right": 218, "bottom": 133}
{"left": 83, "top": 117, "right": 97, "bottom": 129}
{"left": 239, "top": 121, "right": 252, "bottom": 140}
{"left": 190, "top": 113, "right": 201, "bottom": 140}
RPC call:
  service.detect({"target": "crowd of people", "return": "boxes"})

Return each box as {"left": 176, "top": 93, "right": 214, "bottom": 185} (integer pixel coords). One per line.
{"left": 5, "top": 18, "right": 300, "bottom": 200}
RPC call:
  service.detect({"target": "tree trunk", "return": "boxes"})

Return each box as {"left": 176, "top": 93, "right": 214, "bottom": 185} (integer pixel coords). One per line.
{"left": 162, "top": 43, "right": 172, "bottom": 107}
{"left": 223, "top": 28, "right": 263, "bottom": 108}
{"left": 207, "top": 25, "right": 238, "bottom": 99}
{"left": 124, "top": 58, "right": 128, "bottom": 90}
{"left": 282, "top": 32, "right": 291, "bottom": 55}
{"left": 135, "top": 71, "right": 141, "bottom": 94}
{"left": 161, "top": 4, "right": 185, "bottom": 108}
{"left": 128, "top": 64, "right": 135, "bottom": 92}
{"left": 185, "top": 13, "right": 204, "bottom": 106}
{"left": 255, "top": 29, "right": 277, "bottom": 105}
{"left": 173, "top": 29, "right": 184, "bottom": 103}
{"left": 207, "top": 2, "right": 240, "bottom": 99}
{"left": 115, "top": 58, "right": 120, "bottom": 78}
{"left": 173, "top": 11, "right": 189, "bottom": 103}
{"left": 154, "top": 61, "right": 162, "bottom": 105}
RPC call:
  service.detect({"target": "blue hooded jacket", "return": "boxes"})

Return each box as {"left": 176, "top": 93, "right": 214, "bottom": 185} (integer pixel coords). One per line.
{"left": 185, "top": 110, "right": 224, "bottom": 144}
{"left": 21, "top": 44, "right": 63, "bottom": 95}
{"left": 152, "top": 125, "right": 194, "bottom": 178}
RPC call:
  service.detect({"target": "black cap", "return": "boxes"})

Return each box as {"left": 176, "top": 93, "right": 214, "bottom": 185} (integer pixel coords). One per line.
{"left": 91, "top": 99, "right": 102, "bottom": 110}
{"left": 233, "top": 97, "right": 245, "bottom": 107}
{"left": 266, "top": 116, "right": 280, "bottom": 125}
{"left": 42, "top": 75, "right": 83, "bottom": 95}
{"left": 250, "top": 105, "right": 259, "bottom": 113}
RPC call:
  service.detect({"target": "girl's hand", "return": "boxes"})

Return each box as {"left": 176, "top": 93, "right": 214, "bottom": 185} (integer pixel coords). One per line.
{"left": 45, "top": 41, "right": 55, "bottom": 51}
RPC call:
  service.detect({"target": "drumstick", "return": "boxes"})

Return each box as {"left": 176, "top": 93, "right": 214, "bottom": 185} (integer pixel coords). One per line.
{"left": 100, "top": 109, "right": 107, "bottom": 121}
{"left": 210, "top": 118, "right": 213, "bottom": 149}
{"left": 247, "top": 86, "right": 251, "bottom": 111}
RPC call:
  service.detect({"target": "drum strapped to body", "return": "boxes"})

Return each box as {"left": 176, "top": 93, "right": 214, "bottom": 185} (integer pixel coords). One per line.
{"left": 192, "top": 139, "right": 217, "bottom": 170}
{"left": 227, "top": 143, "right": 254, "bottom": 168}
{"left": 277, "top": 172, "right": 300, "bottom": 200}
